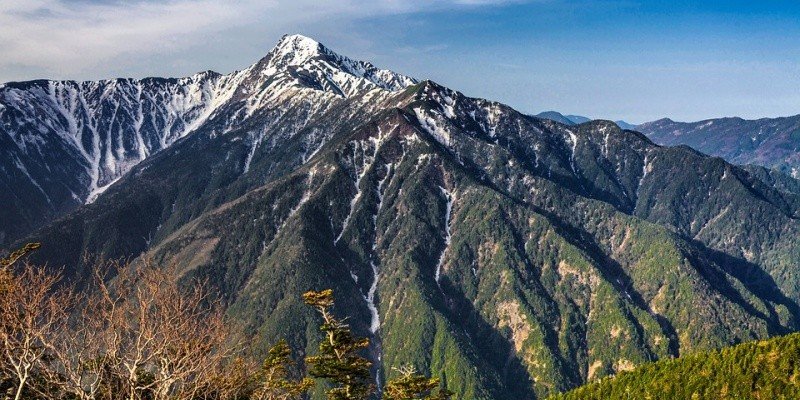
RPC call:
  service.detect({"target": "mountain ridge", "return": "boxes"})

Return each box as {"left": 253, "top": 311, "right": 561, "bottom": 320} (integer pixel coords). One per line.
{"left": 638, "top": 114, "right": 800, "bottom": 177}
{"left": 0, "top": 34, "right": 416, "bottom": 247}
{"left": 534, "top": 111, "right": 636, "bottom": 130}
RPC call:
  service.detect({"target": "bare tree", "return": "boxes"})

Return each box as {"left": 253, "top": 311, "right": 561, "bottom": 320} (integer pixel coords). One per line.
{"left": 41, "top": 267, "right": 122, "bottom": 400}
{"left": 146, "top": 271, "right": 232, "bottom": 400}
{"left": 93, "top": 261, "right": 231, "bottom": 400}
{"left": 0, "top": 243, "right": 40, "bottom": 270}
{"left": 41, "top": 260, "right": 235, "bottom": 400}
{"left": 196, "top": 356, "right": 257, "bottom": 400}
{"left": 0, "top": 263, "right": 74, "bottom": 400}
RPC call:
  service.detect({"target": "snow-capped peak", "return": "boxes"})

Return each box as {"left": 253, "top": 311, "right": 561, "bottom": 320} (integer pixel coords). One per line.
{"left": 252, "top": 33, "right": 418, "bottom": 97}
{"left": 269, "top": 34, "right": 325, "bottom": 67}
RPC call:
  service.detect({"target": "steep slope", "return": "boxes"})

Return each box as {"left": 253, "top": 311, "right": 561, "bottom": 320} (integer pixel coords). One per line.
{"left": 9, "top": 37, "right": 800, "bottom": 398}
{"left": 0, "top": 34, "right": 415, "bottom": 247}
{"left": 551, "top": 332, "right": 800, "bottom": 399}
{"left": 639, "top": 115, "right": 800, "bottom": 176}
{"left": 0, "top": 72, "right": 229, "bottom": 245}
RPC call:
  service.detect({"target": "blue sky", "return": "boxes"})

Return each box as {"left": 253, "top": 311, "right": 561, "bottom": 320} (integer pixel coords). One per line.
{"left": 2, "top": 0, "right": 800, "bottom": 122}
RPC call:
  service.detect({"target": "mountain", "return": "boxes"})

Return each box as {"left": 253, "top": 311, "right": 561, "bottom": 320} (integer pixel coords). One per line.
{"left": 535, "top": 111, "right": 581, "bottom": 125}
{"left": 613, "top": 120, "right": 637, "bottom": 130}
{"left": 551, "top": 331, "right": 800, "bottom": 399}
{"left": 565, "top": 114, "right": 591, "bottom": 124}
{"left": 0, "top": 34, "right": 414, "bottom": 247}
{"left": 7, "top": 35, "right": 800, "bottom": 398}
{"left": 638, "top": 115, "right": 800, "bottom": 177}
{"left": 535, "top": 111, "right": 636, "bottom": 130}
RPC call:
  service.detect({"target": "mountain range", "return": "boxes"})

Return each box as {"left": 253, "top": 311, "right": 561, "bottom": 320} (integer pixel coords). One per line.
{"left": 4, "top": 35, "right": 800, "bottom": 399}
{"left": 534, "top": 111, "right": 636, "bottom": 130}
{"left": 537, "top": 111, "right": 800, "bottom": 179}
{"left": 0, "top": 34, "right": 413, "bottom": 248}
{"left": 638, "top": 116, "right": 800, "bottom": 177}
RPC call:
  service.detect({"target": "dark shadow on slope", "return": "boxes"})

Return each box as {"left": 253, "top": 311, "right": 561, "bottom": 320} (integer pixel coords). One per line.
{"left": 436, "top": 277, "right": 539, "bottom": 399}
{"left": 516, "top": 203, "right": 679, "bottom": 358}
{"left": 689, "top": 239, "right": 800, "bottom": 333}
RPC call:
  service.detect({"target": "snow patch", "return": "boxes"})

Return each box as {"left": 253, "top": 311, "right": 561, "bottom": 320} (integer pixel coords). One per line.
{"left": 414, "top": 108, "right": 451, "bottom": 146}
{"left": 636, "top": 153, "right": 653, "bottom": 200}
{"left": 86, "top": 175, "right": 121, "bottom": 204}
{"left": 335, "top": 126, "right": 394, "bottom": 243}
{"left": 434, "top": 185, "right": 454, "bottom": 287}
{"left": 243, "top": 129, "right": 267, "bottom": 173}
{"left": 365, "top": 260, "right": 380, "bottom": 334}
{"left": 288, "top": 171, "right": 314, "bottom": 219}
{"left": 566, "top": 129, "right": 579, "bottom": 174}
{"left": 12, "top": 155, "right": 50, "bottom": 204}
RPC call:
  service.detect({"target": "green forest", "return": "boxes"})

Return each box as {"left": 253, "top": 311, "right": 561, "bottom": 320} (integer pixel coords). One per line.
{"left": 552, "top": 331, "right": 800, "bottom": 399}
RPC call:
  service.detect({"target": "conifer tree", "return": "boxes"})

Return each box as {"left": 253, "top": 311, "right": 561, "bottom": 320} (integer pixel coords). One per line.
{"left": 252, "top": 339, "right": 313, "bottom": 400}
{"left": 384, "top": 366, "right": 453, "bottom": 400}
{"left": 303, "top": 289, "right": 373, "bottom": 400}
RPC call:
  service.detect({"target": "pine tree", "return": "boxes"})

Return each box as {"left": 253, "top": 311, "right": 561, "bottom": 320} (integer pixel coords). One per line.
{"left": 303, "top": 289, "right": 373, "bottom": 400}
{"left": 252, "top": 340, "right": 313, "bottom": 400}
{"left": 384, "top": 366, "right": 453, "bottom": 400}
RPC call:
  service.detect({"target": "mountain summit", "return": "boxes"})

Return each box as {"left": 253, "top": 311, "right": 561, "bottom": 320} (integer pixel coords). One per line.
{"left": 4, "top": 34, "right": 800, "bottom": 399}
{"left": 259, "top": 34, "right": 417, "bottom": 95}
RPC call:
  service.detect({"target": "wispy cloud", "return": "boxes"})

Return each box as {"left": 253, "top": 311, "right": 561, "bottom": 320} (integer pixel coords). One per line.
{"left": 495, "top": 62, "right": 523, "bottom": 69}
{"left": 0, "top": 0, "right": 263, "bottom": 79}
{"left": 0, "top": 0, "right": 531, "bottom": 82}
{"left": 395, "top": 44, "right": 449, "bottom": 54}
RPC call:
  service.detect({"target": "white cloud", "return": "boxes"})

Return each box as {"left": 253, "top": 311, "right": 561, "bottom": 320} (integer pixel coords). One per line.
{"left": 0, "top": 0, "right": 529, "bottom": 82}
{"left": 0, "top": 0, "right": 262, "bottom": 79}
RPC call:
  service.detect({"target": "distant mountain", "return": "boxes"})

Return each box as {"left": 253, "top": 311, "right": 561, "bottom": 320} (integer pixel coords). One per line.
{"left": 613, "top": 120, "right": 637, "bottom": 130}
{"left": 6, "top": 35, "right": 800, "bottom": 399}
{"left": 638, "top": 116, "right": 800, "bottom": 177}
{"left": 535, "top": 111, "right": 581, "bottom": 125}
{"left": 535, "top": 111, "right": 637, "bottom": 130}
{"left": 552, "top": 332, "right": 800, "bottom": 399}
{"left": 564, "top": 114, "right": 591, "bottom": 124}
